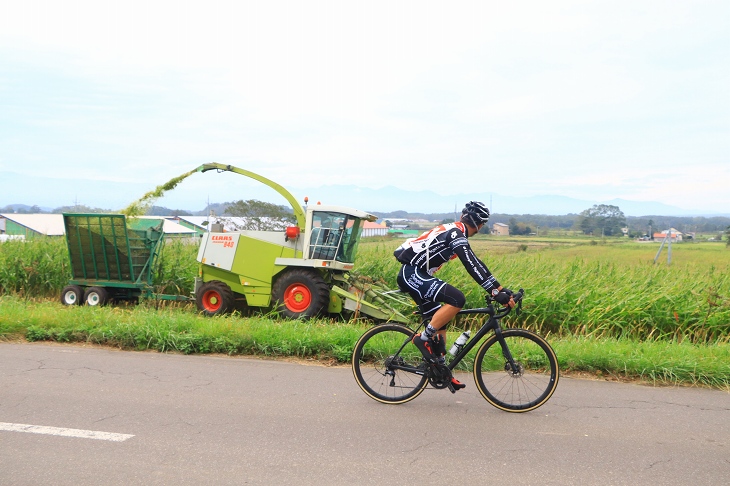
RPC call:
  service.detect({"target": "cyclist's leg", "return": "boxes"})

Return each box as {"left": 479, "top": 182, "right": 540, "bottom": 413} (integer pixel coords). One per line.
{"left": 397, "top": 266, "right": 465, "bottom": 333}
{"left": 397, "top": 264, "right": 443, "bottom": 353}
{"left": 428, "top": 283, "right": 466, "bottom": 332}
{"left": 397, "top": 266, "right": 467, "bottom": 389}
{"left": 428, "top": 304, "right": 460, "bottom": 332}
{"left": 425, "top": 284, "right": 467, "bottom": 389}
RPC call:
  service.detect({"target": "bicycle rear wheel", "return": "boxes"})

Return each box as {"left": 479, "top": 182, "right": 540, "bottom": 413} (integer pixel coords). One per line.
{"left": 352, "top": 323, "right": 428, "bottom": 404}
{"left": 474, "top": 329, "right": 559, "bottom": 412}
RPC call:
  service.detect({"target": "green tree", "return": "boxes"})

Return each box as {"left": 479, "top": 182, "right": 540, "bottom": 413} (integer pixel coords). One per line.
{"left": 224, "top": 199, "right": 295, "bottom": 230}
{"left": 51, "top": 204, "right": 110, "bottom": 214}
{"left": 508, "top": 217, "right": 533, "bottom": 235}
{"left": 577, "top": 204, "right": 626, "bottom": 237}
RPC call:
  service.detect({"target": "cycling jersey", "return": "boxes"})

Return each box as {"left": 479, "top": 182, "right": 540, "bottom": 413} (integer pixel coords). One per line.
{"left": 394, "top": 222, "right": 500, "bottom": 292}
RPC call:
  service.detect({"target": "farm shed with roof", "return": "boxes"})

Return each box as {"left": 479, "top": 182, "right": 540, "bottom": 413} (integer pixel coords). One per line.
{"left": 0, "top": 214, "right": 197, "bottom": 239}
{"left": 361, "top": 221, "right": 389, "bottom": 237}
{"left": 0, "top": 214, "right": 66, "bottom": 237}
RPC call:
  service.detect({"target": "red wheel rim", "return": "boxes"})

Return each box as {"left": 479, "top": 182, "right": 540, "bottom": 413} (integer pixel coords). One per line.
{"left": 203, "top": 290, "right": 221, "bottom": 311}
{"left": 283, "top": 284, "right": 311, "bottom": 313}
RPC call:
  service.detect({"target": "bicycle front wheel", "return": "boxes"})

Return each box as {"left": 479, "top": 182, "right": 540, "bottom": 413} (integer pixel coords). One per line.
{"left": 352, "top": 323, "right": 429, "bottom": 404}
{"left": 474, "top": 329, "right": 559, "bottom": 412}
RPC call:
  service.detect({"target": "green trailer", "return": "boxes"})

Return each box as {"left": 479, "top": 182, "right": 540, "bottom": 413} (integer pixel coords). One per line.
{"left": 60, "top": 213, "right": 184, "bottom": 306}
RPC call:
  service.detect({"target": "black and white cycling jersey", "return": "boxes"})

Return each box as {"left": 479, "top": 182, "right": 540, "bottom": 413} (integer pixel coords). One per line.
{"left": 393, "top": 222, "right": 499, "bottom": 292}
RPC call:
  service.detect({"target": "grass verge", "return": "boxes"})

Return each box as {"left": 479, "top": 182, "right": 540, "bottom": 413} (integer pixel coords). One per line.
{"left": 1, "top": 296, "right": 728, "bottom": 390}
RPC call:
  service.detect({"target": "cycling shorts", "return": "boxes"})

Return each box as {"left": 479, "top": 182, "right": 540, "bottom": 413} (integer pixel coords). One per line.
{"left": 396, "top": 264, "right": 466, "bottom": 317}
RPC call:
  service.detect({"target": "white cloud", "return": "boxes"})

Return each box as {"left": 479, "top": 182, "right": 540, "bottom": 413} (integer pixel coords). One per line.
{"left": 0, "top": 1, "right": 728, "bottom": 213}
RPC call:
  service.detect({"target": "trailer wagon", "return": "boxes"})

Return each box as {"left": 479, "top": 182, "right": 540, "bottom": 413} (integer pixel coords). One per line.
{"left": 60, "top": 213, "right": 183, "bottom": 306}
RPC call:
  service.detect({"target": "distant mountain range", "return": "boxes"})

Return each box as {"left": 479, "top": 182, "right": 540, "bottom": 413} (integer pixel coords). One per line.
{"left": 288, "top": 185, "right": 727, "bottom": 218}
{"left": 2, "top": 185, "right": 727, "bottom": 218}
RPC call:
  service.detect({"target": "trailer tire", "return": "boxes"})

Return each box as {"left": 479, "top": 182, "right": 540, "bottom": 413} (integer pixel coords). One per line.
{"left": 60, "top": 285, "right": 84, "bottom": 306}
{"left": 196, "top": 280, "right": 235, "bottom": 316}
{"left": 84, "top": 286, "right": 109, "bottom": 307}
{"left": 272, "top": 269, "right": 330, "bottom": 319}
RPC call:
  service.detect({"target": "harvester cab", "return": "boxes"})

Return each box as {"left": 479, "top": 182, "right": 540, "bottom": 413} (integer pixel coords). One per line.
{"left": 282, "top": 204, "right": 375, "bottom": 268}
{"left": 193, "top": 163, "right": 409, "bottom": 323}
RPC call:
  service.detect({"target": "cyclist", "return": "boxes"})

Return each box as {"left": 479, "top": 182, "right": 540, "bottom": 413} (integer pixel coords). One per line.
{"left": 393, "top": 201, "right": 515, "bottom": 390}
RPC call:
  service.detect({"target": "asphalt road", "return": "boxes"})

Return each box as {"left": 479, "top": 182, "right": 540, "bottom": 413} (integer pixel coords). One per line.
{"left": 0, "top": 342, "right": 728, "bottom": 486}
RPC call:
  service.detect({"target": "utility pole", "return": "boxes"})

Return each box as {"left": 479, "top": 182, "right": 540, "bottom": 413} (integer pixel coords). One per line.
{"left": 654, "top": 228, "right": 673, "bottom": 265}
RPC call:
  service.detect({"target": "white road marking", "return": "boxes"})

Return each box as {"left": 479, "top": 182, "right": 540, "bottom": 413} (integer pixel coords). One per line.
{"left": 0, "top": 422, "right": 134, "bottom": 442}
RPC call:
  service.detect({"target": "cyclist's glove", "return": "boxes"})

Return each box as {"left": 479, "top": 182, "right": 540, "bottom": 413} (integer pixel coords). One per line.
{"left": 491, "top": 287, "right": 515, "bottom": 307}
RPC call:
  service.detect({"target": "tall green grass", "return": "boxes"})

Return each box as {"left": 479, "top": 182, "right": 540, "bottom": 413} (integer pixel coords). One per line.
{"left": 2, "top": 296, "right": 727, "bottom": 389}
{"left": 0, "top": 296, "right": 361, "bottom": 362}
{"left": 355, "top": 239, "right": 730, "bottom": 343}
{"left": 2, "top": 236, "right": 729, "bottom": 343}
{"left": 0, "top": 237, "right": 69, "bottom": 295}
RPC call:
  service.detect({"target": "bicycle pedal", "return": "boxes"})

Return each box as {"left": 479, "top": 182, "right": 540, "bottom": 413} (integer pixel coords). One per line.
{"left": 447, "top": 383, "right": 456, "bottom": 394}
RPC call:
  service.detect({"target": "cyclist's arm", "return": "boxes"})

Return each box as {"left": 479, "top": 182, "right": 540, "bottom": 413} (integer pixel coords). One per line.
{"left": 451, "top": 236, "right": 500, "bottom": 292}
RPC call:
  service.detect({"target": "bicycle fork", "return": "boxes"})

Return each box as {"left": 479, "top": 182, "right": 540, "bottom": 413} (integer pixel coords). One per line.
{"left": 494, "top": 327, "right": 520, "bottom": 375}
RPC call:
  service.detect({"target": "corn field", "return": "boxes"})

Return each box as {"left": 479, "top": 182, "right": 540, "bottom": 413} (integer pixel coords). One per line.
{"left": 1, "top": 236, "right": 729, "bottom": 343}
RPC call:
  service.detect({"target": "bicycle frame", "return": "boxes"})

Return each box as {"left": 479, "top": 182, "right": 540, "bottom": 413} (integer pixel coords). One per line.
{"left": 448, "top": 304, "right": 518, "bottom": 373}
{"left": 386, "top": 300, "right": 519, "bottom": 376}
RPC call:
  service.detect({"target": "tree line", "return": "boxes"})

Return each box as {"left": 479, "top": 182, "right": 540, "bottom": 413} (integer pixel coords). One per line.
{"left": 3, "top": 203, "right": 729, "bottom": 236}
{"left": 489, "top": 208, "right": 730, "bottom": 236}
{"left": 382, "top": 205, "right": 730, "bottom": 237}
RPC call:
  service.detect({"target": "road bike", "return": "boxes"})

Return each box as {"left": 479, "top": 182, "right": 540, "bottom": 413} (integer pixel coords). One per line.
{"left": 351, "top": 290, "right": 559, "bottom": 412}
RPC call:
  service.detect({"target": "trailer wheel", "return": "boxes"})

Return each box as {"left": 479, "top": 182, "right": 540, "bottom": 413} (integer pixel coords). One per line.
{"left": 84, "top": 286, "right": 109, "bottom": 307}
{"left": 272, "top": 269, "right": 330, "bottom": 319}
{"left": 60, "top": 285, "right": 84, "bottom": 306}
{"left": 196, "top": 281, "right": 235, "bottom": 316}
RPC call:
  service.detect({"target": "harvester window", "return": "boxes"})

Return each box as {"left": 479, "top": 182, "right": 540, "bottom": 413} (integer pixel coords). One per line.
{"left": 309, "top": 211, "right": 364, "bottom": 263}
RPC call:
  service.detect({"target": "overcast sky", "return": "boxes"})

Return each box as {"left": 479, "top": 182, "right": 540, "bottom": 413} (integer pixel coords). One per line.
{"left": 1, "top": 0, "right": 728, "bottom": 214}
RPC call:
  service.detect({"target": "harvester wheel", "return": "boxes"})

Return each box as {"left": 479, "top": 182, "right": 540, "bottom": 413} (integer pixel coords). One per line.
{"left": 272, "top": 269, "right": 330, "bottom": 319}
{"left": 84, "top": 286, "right": 109, "bottom": 307}
{"left": 196, "top": 280, "right": 235, "bottom": 316}
{"left": 60, "top": 285, "right": 84, "bottom": 306}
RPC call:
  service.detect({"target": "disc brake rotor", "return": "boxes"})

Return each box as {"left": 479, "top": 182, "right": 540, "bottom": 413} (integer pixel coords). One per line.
{"left": 504, "top": 361, "right": 525, "bottom": 377}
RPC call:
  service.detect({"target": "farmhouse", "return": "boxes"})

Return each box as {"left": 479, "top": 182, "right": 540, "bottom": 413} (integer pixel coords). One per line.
{"left": 491, "top": 222, "right": 510, "bottom": 236}
{"left": 361, "top": 221, "right": 389, "bottom": 237}
{"left": 653, "top": 228, "right": 683, "bottom": 242}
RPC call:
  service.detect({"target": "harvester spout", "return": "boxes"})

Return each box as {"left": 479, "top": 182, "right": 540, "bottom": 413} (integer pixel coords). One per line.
{"left": 197, "top": 162, "right": 233, "bottom": 173}
{"left": 195, "top": 162, "right": 306, "bottom": 229}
